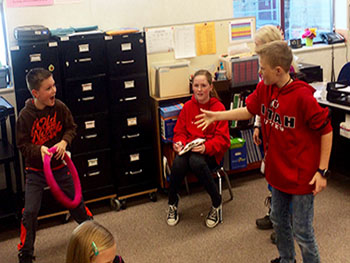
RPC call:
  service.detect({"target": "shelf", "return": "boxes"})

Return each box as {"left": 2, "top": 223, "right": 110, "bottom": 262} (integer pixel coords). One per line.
{"left": 227, "top": 161, "right": 261, "bottom": 175}
{"left": 151, "top": 94, "right": 192, "bottom": 102}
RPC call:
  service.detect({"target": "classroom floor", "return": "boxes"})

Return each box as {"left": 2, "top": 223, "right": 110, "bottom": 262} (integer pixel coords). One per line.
{"left": 1, "top": 171, "right": 350, "bottom": 263}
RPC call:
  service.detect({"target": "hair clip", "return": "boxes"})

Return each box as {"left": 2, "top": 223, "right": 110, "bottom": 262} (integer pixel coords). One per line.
{"left": 92, "top": 241, "right": 99, "bottom": 256}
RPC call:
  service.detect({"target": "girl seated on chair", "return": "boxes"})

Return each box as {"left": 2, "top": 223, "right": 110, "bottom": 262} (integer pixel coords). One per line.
{"left": 166, "top": 69, "right": 230, "bottom": 228}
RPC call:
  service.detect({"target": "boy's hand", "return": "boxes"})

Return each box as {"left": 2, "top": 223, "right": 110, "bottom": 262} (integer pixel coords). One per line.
{"left": 53, "top": 140, "right": 68, "bottom": 160}
{"left": 41, "top": 146, "right": 52, "bottom": 162}
{"left": 309, "top": 172, "right": 327, "bottom": 196}
{"left": 195, "top": 109, "right": 216, "bottom": 131}
{"left": 173, "top": 141, "right": 184, "bottom": 153}
{"left": 253, "top": 128, "right": 262, "bottom": 145}
{"left": 191, "top": 143, "right": 205, "bottom": 154}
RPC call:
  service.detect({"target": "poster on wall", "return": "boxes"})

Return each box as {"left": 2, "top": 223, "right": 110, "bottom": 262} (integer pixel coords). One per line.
{"left": 145, "top": 27, "right": 174, "bottom": 54}
{"left": 7, "top": 0, "right": 54, "bottom": 8}
{"left": 229, "top": 18, "right": 254, "bottom": 43}
{"left": 195, "top": 22, "right": 216, "bottom": 56}
{"left": 54, "top": 0, "right": 82, "bottom": 4}
{"left": 173, "top": 25, "right": 196, "bottom": 59}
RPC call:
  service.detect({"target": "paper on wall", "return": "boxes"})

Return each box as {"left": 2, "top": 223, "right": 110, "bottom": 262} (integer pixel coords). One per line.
{"left": 173, "top": 25, "right": 196, "bottom": 59}
{"left": 195, "top": 22, "right": 216, "bottom": 56}
{"left": 145, "top": 27, "right": 174, "bottom": 54}
{"left": 7, "top": 0, "right": 53, "bottom": 7}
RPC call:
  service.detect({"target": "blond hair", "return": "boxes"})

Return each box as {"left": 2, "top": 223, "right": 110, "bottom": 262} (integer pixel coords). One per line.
{"left": 193, "top": 69, "right": 219, "bottom": 99}
{"left": 66, "top": 221, "right": 115, "bottom": 263}
{"left": 256, "top": 41, "right": 293, "bottom": 73}
{"left": 254, "top": 25, "right": 298, "bottom": 72}
{"left": 254, "top": 25, "right": 284, "bottom": 46}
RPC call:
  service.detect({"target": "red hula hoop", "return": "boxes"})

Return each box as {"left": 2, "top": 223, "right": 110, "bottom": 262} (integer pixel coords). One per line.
{"left": 43, "top": 147, "right": 82, "bottom": 209}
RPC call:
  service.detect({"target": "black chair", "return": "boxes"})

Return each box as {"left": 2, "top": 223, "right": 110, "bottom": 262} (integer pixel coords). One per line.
{"left": 0, "top": 96, "right": 22, "bottom": 220}
{"left": 183, "top": 159, "right": 234, "bottom": 223}
{"left": 338, "top": 62, "right": 350, "bottom": 84}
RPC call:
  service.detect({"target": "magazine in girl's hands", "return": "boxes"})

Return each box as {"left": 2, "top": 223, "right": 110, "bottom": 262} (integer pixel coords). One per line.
{"left": 179, "top": 138, "right": 206, "bottom": 156}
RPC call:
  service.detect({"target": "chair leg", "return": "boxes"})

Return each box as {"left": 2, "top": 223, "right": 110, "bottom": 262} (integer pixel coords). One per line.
{"left": 221, "top": 167, "right": 233, "bottom": 200}
{"left": 184, "top": 176, "right": 190, "bottom": 195}
{"left": 216, "top": 171, "right": 223, "bottom": 222}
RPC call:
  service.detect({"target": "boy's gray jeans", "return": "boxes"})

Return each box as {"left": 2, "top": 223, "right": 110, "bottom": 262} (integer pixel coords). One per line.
{"left": 18, "top": 166, "right": 90, "bottom": 256}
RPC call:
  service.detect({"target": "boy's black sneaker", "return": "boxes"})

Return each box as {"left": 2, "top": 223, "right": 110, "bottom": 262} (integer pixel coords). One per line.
{"left": 256, "top": 214, "right": 273, "bottom": 229}
{"left": 270, "top": 231, "right": 277, "bottom": 244}
{"left": 18, "top": 253, "right": 35, "bottom": 263}
{"left": 256, "top": 195, "right": 273, "bottom": 229}
{"left": 271, "top": 257, "right": 296, "bottom": 263}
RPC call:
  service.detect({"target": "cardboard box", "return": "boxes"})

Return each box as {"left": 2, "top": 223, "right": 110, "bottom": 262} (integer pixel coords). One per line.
{"left": 159, "top": 102, "right": 184, "bottom": 118}
{"left": 151, "top": 61, "right": 190, "bottom": 98}
{"left": 159, "top": 102, "right": 184, "bottom": 142}
{"left": 161, "top": 116, "right": 178, "bottom": 142}
{"left": 230, "top": 138, "right": 247, "bottom": 170}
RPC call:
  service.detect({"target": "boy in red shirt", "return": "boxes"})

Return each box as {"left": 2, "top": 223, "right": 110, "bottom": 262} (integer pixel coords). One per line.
{"left": 196, "top": 41, "right": 332, "bottom": 263}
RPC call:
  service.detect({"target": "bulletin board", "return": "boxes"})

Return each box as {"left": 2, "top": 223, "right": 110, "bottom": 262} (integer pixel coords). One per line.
{"left": 144, "top": 17, "right": 256, "bottom": 96}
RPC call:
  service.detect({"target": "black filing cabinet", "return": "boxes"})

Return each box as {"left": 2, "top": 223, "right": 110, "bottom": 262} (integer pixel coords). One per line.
{"left": 58, "top": 33, "right": 114, "bottom": 201}
{"left": 10, "top": 41, "right": 62, "bottom": 113}
{"left": 106, "top": 32, "right": 156, "bottom": 198}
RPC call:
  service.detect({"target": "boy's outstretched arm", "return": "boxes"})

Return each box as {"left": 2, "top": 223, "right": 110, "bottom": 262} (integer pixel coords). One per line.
{"left": 309, "top": 131, "right": 333, "bottom": 196}
{"left": 195, "top": 107, "right": 253, "bottom": 130}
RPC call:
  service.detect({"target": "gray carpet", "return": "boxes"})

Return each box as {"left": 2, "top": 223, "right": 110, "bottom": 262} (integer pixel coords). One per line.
{"left": 1, "top": 172, "right": 350, "bottom": 263}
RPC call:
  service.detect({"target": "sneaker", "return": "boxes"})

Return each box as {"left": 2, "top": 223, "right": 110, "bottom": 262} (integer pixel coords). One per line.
{"left": 270, "top": 231, "right": 277, "bottom": 244}
{"left": 18, "top": 253, "right": 35, "bottom": 263}
{"left": 167, "top": 204, "right": 179, "bottom": 226}
{"left": 256, "top": 195, "right": 273, "bottom": 230}
{"left": 256, "top": 214, "right": 273, "bottom": 229}
{"left": 205, "top": 206, "right": 220, "bottom": 228}
{"left": 271, "top": 257, "right": 296, "bottom": 263}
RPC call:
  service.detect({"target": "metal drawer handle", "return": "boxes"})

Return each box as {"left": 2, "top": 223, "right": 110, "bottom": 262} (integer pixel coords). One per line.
{"left": 121, "top": 60, "right": 134, "bottom": 64}
{"left": 81, "top": 96, "right": 95, "bottom": 101}
{"left": 88, "top": 171, "right": 100, "bottom": 177}
{"left": 130, "top": 169, "right": 142, "bottom": 175}
{"left": 85, "top": 134, "right": 97, "bottom": 139}
{"left": 124, "top": 96, "right": 137, "bottom": 101}
{"left": 126, "top": 133, "right": 140, "bottom": 138}
{"left": 78, "top": 57, "right": 92, "bottom": 63}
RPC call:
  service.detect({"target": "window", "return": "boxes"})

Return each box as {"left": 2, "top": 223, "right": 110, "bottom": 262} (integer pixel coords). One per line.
{"left": 0, "top": 3, "right": 7, "bottom": 66}
{"left": 233, "top": 0, "right": 333, "bottom": 43}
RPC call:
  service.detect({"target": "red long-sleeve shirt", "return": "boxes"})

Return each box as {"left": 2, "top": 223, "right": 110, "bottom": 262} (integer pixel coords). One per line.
{"left": 173, "top": 95, "right": 230, "bottom": 164}
{"left": 246, "top": 79, "right": 332, "bottom": 194}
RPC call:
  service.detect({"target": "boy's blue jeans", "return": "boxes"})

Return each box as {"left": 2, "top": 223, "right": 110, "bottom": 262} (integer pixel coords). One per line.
{"left": 270, "top": 187, "right": 320, "bottom": 263}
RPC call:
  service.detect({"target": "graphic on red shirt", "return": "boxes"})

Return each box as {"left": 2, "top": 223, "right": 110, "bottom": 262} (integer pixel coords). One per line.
{"left": 31, "top": 112, "right": 62, "bottom": 145}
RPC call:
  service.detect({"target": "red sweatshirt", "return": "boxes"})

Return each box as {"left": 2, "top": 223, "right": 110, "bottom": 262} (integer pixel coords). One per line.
{"left": 173, "top": 95, "right": 230, "bottom": 164}
{"left": 246, "top": 79, "right": 332, "bottom": 195}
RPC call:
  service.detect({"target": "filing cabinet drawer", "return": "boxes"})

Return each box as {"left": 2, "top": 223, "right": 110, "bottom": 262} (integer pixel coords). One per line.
{"left": 105, "top": 33, "right": 147, "bottom": 76}
{"left": 72, "top": 149, "right": 113, "bottom": 193}
{"left": 64, "top": 76, "right": 108, "bottom": 115}
{"left": 110, "top": 111, "right": 152, "bottom": 150}
{"left": 71, "top": 112, "right": 110, "bottom": 154}
{"left": 113, "top": 148, "right": 155, "bottom": 188}
{"left": 59, "top": 34, "right": 107, "bottom": 79}
{"left": 108, "top": 75, "right": 149, "bottom": 112}
{"left": 11, "top": 41, "right": 63, "bottom": 112}
{"left": 15, "top": 89, "right": 32, "bottom": 114}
